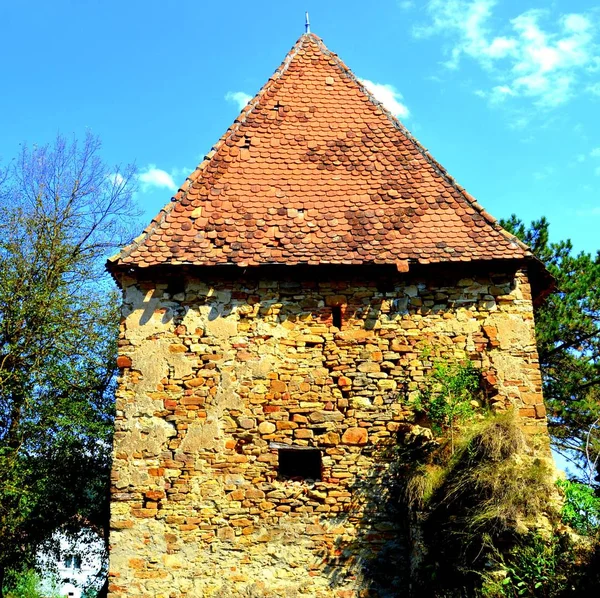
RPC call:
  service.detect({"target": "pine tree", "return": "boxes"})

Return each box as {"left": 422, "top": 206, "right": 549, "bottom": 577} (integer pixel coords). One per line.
{"left": 502, "top": 216, "right": 600, "bottom": 484}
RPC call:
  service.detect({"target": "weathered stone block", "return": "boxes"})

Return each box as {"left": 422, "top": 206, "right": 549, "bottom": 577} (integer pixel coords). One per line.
{"left": 116, "top": 355, "right": 132, "bottom": 368}
{"left": 258, "top": 421, "right": 277, "bottom": 434}
{"left": 341, "top": 427, "right": 369, "bottom": 445}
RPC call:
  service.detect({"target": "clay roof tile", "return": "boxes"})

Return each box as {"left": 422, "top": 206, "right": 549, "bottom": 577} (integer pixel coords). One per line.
{"left": 109, "top": 33, "right": 532, "bottom": 273}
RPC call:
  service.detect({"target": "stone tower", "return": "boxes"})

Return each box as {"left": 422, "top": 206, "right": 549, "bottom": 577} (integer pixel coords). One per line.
{"left": 106, "top": 33, "right": 550, "bottom": 597}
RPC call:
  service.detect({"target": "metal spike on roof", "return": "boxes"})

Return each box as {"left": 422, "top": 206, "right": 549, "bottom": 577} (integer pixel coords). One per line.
{"left": 305, "top": 12, "right": 310, "bottom": 34}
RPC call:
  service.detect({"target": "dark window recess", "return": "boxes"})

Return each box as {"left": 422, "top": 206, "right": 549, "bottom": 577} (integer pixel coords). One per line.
{"left": 278, "top": 448, "right": 322, "bottom": 480}
{"left": 167, "top": 279, "right": 185, "bottom": 297}
{"left": 332, "top": 305, "right": 342, "bottom": 329}
{"left": 64, "top": 554, "right": 82, "bottom": 569}
{"left": 377, "top": 280, "right": 395, "bottom": 294}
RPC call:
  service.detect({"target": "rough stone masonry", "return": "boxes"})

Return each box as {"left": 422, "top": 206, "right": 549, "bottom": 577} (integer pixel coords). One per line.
{"left": 107, "top": 266, "right": 547, "bottom": 597}
{"left": 106, "top": 31, "right": 551, "bottom": 598}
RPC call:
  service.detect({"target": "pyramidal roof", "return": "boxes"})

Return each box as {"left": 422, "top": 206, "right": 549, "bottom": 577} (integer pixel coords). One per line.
{"left": 109, "top": 33, "right": 531, "bottom": 273}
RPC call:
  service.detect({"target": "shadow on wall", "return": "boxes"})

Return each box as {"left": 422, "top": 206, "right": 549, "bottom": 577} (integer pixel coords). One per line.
{"left": 318, "top": 436, "right": 414, "bottom": 597}
{"left": 132, "top": 283, "right": 389, "bottom": 331}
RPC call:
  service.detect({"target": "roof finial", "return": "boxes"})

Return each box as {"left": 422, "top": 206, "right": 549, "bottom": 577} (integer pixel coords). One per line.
{"left": 305, "top": 11, "right": 311, "bottom": 34}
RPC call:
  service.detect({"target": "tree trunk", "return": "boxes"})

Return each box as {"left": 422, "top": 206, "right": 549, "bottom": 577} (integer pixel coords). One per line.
{"left": 97, "top": 577, "right": 108, "bottom": 598}
{"left": 6, "top": 387, "right": 25, "bottom": 451}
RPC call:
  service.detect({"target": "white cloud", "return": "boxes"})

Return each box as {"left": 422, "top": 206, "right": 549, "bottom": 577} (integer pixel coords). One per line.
{"left": 414, "top": 1, "right": 599, "bottom": 108}
{"left": 398, "top": 0, "right": 414, "bottom": 9}
{"left": 571, "top": 148, "right": 600, "bottom": 175}
{"left": 170, "top": 166, "right": 193, "bottom": 179}
{"left": 138, "top": 165, "right": 178, "bottom": 192}
{"left": 108, "top": 172, "right": 125, "bottom": 186}
{"left": 587, "top": 56, "right": 600, "bottom": 72}
{"left": 360, "top": 78, "right": 410, "bottom": 119}
{"left": 487, "top": 84, "right": 518, "bottom": 103}
{"left": 414, "top": 0, "right": 512, "bottom": 68}
{"left": 225, "top": 91, "right": 252, "bottom": 110}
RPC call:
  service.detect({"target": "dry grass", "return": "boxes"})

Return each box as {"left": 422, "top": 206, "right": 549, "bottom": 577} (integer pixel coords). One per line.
{"left": 438, "top": 413, "right": 557, "bottom": 535}
{"left": 402, "top": 414, "right": 557, "bottom": 555}
{"left": 402, "top": 412, "right": 562, "bottom": 596}
{"left": 404, "top": 463, "right": 445, "bottom": 510}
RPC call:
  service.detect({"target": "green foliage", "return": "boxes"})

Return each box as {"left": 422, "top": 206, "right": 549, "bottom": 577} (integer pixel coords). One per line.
{"left": 482, "top": 533, "right": 573, "bottom": 598}
{"left": 405, "top": 413, "right": 600, "bottom": 597}
{"left": 0, "top": 133, "right": 137, "bottom": 589}
{"left": 2, "top": 569, "right": 58, "bottom": 598}
{"left": 395, "top": 356, "right": 572, "bottom": 596}
{"left": 412, "top": 360, "right": 481, "bottom": 452}
{"left": 427, "top": 419, "right": 553, "bottom": 557}
{"left": 501, "top": 216, "right": 600, "bottom": 484}
{"left": 361, "top": 358, "right": 600, "bottom": 596}
{"left": 397, "top": 396, "right": 560, "bottom": 595}
{"left": 557, "top": 478, "right": 600, "bottom": 535}
{"left": 399, "top": 408, "right": 600, "bottom": 596}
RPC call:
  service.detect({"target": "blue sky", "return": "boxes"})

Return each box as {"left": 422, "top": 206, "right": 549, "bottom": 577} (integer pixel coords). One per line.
{"left": 1, "top": 0, "right": 599, "bottom": 254}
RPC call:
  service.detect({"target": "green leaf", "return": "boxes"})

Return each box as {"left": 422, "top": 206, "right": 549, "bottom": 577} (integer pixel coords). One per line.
{"left": 0, "top": 133, "right": 138, "bottom": 576}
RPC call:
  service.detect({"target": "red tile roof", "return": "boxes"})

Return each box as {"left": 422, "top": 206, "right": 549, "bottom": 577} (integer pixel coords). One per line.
{"left": 109, "top": 33, "right": 530, "bottom": 273}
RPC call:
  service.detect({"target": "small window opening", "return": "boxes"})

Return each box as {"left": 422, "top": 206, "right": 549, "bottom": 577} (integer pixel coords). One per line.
{"left": 166, "top": 279, "right": 185, "bottom": 298}
{"left": 242, "top": 135, "right": 252, "bottom": 149}
{"left": 64, "top": 554, "right": 82, "bottom": 569}
{"left": 278, "top": 448, "right": 321, "bottom": 480}
{"left": 377, "top": 279, "right": 395, "bottom": 294}
{"left": 332, "top": 305, "right": 342, "bottom": 329}
{"left": 272, "top": 101, "right": 283, "bottom": 111}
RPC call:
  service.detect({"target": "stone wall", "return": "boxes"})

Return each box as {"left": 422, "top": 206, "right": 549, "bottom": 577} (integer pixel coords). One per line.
{"left": 108, "top": 265, "right": 546, "bottom": 597}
